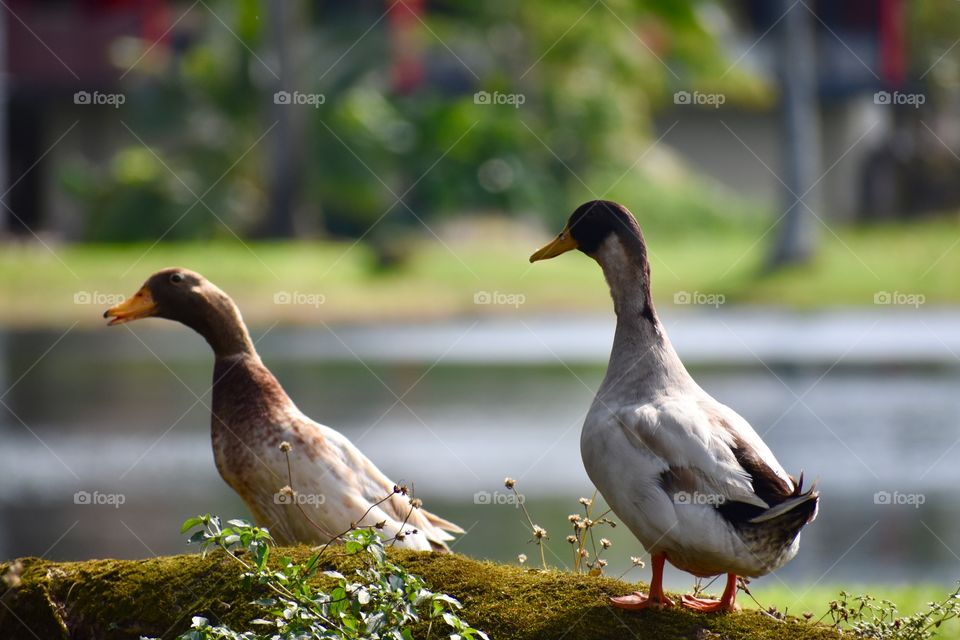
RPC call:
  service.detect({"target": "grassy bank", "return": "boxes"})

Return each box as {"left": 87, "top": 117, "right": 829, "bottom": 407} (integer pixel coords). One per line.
{"left": 0, "top": 549, "right": 840, "bottom": 640}
{"left": 2, "top": 216, "right": 959, "bottom": 327}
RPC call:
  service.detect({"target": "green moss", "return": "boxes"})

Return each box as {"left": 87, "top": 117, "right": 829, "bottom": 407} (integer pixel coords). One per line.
{"left": 0, "top": 550, "right": 839, "bottom": 640}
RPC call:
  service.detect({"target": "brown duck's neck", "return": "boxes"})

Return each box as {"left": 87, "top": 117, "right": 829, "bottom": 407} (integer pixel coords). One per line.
{"left": 206, "top": 325, "right": 256, "bottom": 359}
{"left": 211, "top": 353, "right": 295, "bottom": 430}
{"left": 186, "top": 297, "right": 257, "bottom": 359}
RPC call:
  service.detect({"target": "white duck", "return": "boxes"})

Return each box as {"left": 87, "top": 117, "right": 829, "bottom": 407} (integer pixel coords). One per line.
{"left": 105, "top": 268, "right": 463, "bottom": 551}
{"left": 530, "top": 201, "right": 818, "bottom": 612}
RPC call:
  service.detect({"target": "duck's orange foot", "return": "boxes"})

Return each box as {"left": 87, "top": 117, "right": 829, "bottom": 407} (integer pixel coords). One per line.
{"left": 680, "top": 594, "right": 739, "bottom": 613}
{"left": 610, "top": 591, "right": 676, "bottom": 610}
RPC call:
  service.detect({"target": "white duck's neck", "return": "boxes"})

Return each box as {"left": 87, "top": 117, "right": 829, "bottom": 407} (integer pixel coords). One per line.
{"left": 594, "top": 237, "right": 693, "bottom": 399}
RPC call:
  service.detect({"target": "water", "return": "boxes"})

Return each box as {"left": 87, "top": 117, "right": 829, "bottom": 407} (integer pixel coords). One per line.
{"left": 1, "top": 310, "right": 959, "bottom": 590}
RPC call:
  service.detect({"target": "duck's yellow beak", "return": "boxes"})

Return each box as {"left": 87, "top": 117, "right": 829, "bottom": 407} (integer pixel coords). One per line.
{"left": 529, "top": 226, "right": 578, "bottom": 262}
{"left": 103, "top": 286, "right": 158, "bottom": 326}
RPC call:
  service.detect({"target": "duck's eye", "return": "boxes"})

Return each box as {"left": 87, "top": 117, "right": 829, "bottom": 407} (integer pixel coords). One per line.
{"left": 169, "top": 273, "right": 184, "bottom": 284}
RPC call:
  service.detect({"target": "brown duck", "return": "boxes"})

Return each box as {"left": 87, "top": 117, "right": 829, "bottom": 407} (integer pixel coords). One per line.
{"left": 105, "top": 268, "right": 463, "bottom": 550}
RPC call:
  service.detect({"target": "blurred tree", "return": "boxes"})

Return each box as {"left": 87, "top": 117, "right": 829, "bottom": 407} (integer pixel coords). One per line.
{"left": 63, "top": 0, "right": 762, "bottom": 246}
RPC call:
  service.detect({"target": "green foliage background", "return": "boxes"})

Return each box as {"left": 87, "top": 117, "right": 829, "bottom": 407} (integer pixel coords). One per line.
{"left": 62, "top": 0, "right": 768, "bottom": 244}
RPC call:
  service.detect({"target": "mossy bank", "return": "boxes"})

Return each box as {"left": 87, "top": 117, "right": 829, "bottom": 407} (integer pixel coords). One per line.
{"left": 0, "top": 548, "right": 838, "bottom": 640}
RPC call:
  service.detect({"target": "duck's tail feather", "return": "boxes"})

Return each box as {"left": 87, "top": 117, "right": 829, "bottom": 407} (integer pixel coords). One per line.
{"left": 423, "top": 509, "right": 466, "bottom": 534}
{"left": 749, "top": 473, "right": 819, "bottom": 525}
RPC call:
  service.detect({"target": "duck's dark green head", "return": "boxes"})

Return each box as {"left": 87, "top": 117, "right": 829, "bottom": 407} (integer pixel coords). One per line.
{"left": 530, "top": 200, "right": 655, "bottom": 323}
{"left": 529, "top": 200, "right": 646, "bottom": 262}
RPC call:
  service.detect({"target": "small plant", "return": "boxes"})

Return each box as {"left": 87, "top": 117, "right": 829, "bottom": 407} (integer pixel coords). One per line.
{"left": 565, "top": 494, "right": 617, "bottom": 575}
{"left": 820, "top": 585, "right": 960, "bottom": 639}
{"left": 503, "top": 478, "right": 617, "bottom": 575}
{"left": 504, "top": 477, "right": 549, "bottom": 570}
{"left": 146, "top": 441, "right": 486, "bottom": 640}
{"left": 150, "top": 515, "right": 487, "bottom": 640}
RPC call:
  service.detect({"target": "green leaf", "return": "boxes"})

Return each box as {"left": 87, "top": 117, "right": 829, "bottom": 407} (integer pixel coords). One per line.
{"left": 180, "top": 516, "right": 205, "bottom": 534}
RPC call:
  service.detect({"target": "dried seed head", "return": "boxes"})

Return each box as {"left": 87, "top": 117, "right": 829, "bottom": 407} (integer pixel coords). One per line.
{"left": 279, "top": 485, "right": 295, "bottom": 497}
{"left": 579, "top": 549, "right": 590, "bottom": 558}
{"left": 375, "top": 520, "right": 386, "bottom": 530}
{"left": 2, "top": 560, "right": 23, "bottom": 589}
{"left": 517, "top": 553, "right": 528, "bottom": 565}
{"left": 395, "top": 532, "right": 405, "bottom": 541}
{"left": 504, "top": 477, "right": 516, "bottom": 489}
{"left": 582, "top": 518, "right": 593, "bottom": 527}
{"left": 532, "top": 525, "right": 547, "bottom": 539}
{"left": 567, "top": 514, "right": 581, "bottom": 523}
{"left": 566, "top": 535, "right": 577, "bottom": 544}
{"left": 595, "top": 559, "right": 608, "bottom": 568}
{"left": 279, "top": 441, "right": 292, "bottom": 453}
{"left": 600, "top": 538, "right": 612, "bottom": 549}
{"left": 630, "top": 556, "right": 645, "bottom": 568}
{"left": 578, "top": 497, "right": 592, "bottom": 507}
{"left": 410, "top": 498, "right": 423, "bottom": 509}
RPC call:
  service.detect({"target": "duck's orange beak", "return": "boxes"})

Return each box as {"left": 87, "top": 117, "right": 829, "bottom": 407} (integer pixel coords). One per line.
{"left": 103, "top": 286, "right": 158, "bottom": 326}
{"left": 529, "top": 225, "right": 578, "bottom": 262}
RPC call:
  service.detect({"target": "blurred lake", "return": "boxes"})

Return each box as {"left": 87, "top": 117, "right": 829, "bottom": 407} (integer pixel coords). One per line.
{"left": 1, "top": 309, "right": 959, "bottom": 592}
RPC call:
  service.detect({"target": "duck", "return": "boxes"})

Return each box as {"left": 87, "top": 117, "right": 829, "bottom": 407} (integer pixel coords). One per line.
{"left": 104, "top": 268, "right": 463, "bottom": 551}
{"left": 530, "top": 200, "right": 818, "bottom": 613}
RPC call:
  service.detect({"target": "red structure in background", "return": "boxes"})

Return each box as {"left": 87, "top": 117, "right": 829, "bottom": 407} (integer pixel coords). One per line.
{"left": 7, "top": 0, "right": 169, "bottom": 91}
{"left": 387, "top": 0, "right": 425, "bottom": 94}
{"left": 4, "top": 0, "right": 170, "bottom": 235}
{"left": 878, "top": 0, "right": 906, "bottom": 88}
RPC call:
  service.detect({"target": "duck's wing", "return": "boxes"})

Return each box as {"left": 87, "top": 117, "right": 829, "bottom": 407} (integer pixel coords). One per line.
{"left": 620, "top": 396, "right": 796, "bottom": 512}
{"left": 321, "top": 424, "right": 464, "bottom": 550}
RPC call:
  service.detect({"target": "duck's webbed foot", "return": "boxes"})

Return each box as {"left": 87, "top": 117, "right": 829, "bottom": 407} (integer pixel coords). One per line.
{"left": 610, "top": 591, "right": 675, "bottom": 610}
{"left": 680, "top": 573, "right": 739, "bottom": 613}
{"left": 610, "top": 552, "right": 675, "bottom": 611}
